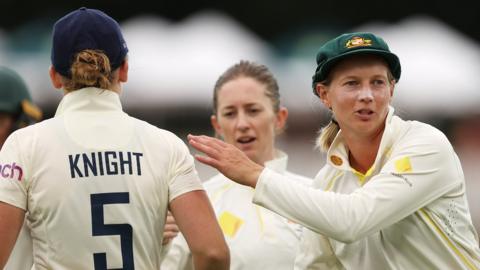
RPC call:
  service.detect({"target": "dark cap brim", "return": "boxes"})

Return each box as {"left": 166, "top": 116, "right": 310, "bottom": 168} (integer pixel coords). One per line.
{"left": 0, "top": 101, "right": 18, "bottom": 114}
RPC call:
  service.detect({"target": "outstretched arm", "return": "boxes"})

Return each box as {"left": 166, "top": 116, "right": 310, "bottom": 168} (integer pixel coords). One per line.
{"left": 188, "top": 132, "right": 461, "bottom": 245}
{"left": 169, "top": 190, "right": 229, "bottom": 270}
{"left": 0, "top": 202, "right": 25, "bottom": 268}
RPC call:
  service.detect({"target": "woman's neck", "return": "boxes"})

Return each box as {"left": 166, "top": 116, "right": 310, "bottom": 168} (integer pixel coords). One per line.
{"left": 255, "top": 148, "right": 276, "bottom": 166}
{"left": 343, "top": 126, "right": 385, "bottom": 174}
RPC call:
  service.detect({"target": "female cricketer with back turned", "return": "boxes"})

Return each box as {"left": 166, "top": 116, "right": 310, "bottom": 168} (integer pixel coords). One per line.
{"left": 0, "top": 7, "right": 229, "bottom": 270}
{"left": 188, "top": 32, "right": 480, "bottom": 269}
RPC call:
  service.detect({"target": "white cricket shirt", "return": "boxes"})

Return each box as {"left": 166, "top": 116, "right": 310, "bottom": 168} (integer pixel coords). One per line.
{"left": 0, "top": 87, "right": 203, "bottom": 269}
{"left": 253, "top": 107, "right": 480, "bottom": 269}
{"left": 4, "top": 220, "right": 33, "bottom": 270}
{"left": 161, "top": 151, "right": 311, "bottom": 270}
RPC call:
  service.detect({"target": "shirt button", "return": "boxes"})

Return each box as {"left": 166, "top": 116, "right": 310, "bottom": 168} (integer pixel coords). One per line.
{"left": 330, "top": 155, "right": 343, "bottom": 166}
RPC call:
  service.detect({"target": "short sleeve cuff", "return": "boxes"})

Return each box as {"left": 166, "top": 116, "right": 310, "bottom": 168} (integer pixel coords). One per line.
{"left": 0, "top": 186, "right": 27, "bottom": 210}
{"left": 169, "top": 171, "right": 204, "bottom": 202}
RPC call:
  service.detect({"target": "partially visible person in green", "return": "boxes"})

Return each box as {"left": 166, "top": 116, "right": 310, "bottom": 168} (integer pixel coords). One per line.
{"left": 0, "top": 66, "right": 42, "bottom": 270}
{"left": 0, "top": 66, "right": 42, "bottom": 148}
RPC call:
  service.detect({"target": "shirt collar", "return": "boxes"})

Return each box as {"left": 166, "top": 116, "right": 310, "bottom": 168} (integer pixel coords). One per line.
{"left": 55, "top": 87, "right": 123, "bottom": 116}
{"left": 326, "top": 106, "right": 396, "bottom": 170}
{"left": 264, "top": 150, "right": 288, "bottom": 175}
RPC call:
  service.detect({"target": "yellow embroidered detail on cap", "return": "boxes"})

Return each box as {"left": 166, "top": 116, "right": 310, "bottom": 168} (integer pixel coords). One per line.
{"left": 346, "top": 37, "right": 372, "bottom": 49}
{"left": 218, "top": 211, "right": 244, "bottom": 238}
{"left": 395, "top": 156, "right": 412, "bottom": 173}
{"left": 330, "top": 155, "right": 343, "bottom": 166}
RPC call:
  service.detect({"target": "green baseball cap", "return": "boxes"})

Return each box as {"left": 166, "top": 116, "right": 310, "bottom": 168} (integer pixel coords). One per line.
{"left": 0, "top": 66, "right": 42, "bottom": 120}
{"left": 311, "top": 32, "right": 401, "bottom": 94}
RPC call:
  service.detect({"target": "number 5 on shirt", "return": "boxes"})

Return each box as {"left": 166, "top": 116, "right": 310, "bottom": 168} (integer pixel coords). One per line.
{"left": 91, "top": 192, "right": 134, "bottom": 270}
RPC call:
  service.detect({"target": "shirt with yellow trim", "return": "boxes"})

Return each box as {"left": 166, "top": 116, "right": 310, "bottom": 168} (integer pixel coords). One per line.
{"left": 252, "top": 107, "right": 480, "bottom": 270}
{"left": 0, "top": 87, "right": 203, "bottom": 270}
{"left": 161, "top": 151, "right": 312, "bottom": 270}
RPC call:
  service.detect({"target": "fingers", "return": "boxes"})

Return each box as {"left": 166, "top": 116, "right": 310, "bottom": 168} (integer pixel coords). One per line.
{"left": 194, "top": 154, "right": 221, "bottom": 168}
{"left": 163, "top": 225, "right": 179, "bottom": 245}
{"left": 166, "top": 211, "right": 175, "bottom": 222}
{"left": 188, "top": 134, "right": 229, "bottom": 163}
{"left": 188, "top": 134, "right": 228, "bottom": 150}
{"left": 163, "top": 230, "right": 179, "bottom": 237}
{"left": 165, "top": 212, "right": 179, "bottom": 232}
{"left": 164, "top": 222, "right": 179, "bottom": 231}
{"left": 164, "top": 227, "right": 179, "bottom": 235}
{"left": 162, "top": 230, "right": 178, "bottom": 245}
{"left": 163, "top": 211, "right": 179, "bottom": 245}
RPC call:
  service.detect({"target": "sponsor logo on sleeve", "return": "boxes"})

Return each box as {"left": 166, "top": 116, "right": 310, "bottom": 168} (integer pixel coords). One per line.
{"left": 0, "top": 162, "right": 23, "bottom": 181}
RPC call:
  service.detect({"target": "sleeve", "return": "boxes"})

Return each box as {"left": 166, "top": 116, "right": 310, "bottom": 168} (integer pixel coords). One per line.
{"left": 0, "top": 132, "right": 28, "bottom": 210}
{"left": 167, "top": 134, "right": 204, "bottom": 202}
{"left": 294, "top": 229, "right": 344, "bottom": 269}
{"left": 160, "top": 233, "right": 194, "bottom": 270}
{"left": 253, "top": 130, "right": 461, "bottom": 243}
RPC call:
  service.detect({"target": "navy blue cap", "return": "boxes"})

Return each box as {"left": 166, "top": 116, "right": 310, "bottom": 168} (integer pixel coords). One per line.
{"left": 51, "top": 7, "right": 128, "bottom": 78}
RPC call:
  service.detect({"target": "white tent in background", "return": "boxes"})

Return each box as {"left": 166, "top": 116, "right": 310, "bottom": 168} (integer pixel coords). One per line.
{"left": 354, "top": 16, "right": 480, "bottom": 118}
{"left": 0, "top": 10, "right": 272, "bottom": 109}
{"left": 3, "top": 12, "right": 480, "bottom": 119}
{"left": 121, "top": 10, "right": 272, "bottom": 108}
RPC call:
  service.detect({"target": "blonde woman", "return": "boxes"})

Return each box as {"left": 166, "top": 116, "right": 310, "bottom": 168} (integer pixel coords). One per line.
{"left": 189, "top": 32, "right": 480, "bottom": 269}
{"left": 162, "top": 61, "right": 310, "bottom": 270}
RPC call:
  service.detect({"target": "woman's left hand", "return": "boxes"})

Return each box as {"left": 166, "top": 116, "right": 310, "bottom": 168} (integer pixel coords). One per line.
{"left": 188, "top": 134, "right": 264, "bottom": 188}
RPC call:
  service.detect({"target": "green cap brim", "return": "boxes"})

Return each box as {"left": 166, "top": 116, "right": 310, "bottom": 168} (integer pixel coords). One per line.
{"left": 312, "top": 48, "right": 401, "bottom": 89}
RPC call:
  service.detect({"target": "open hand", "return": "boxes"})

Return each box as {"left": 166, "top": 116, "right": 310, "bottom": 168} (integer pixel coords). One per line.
{"left": 188, "top": 134, "right": 264, "bottom": 188}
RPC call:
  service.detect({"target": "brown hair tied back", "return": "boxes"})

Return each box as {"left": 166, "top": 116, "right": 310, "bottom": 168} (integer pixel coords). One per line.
{"left": 213, "top": 60, "right": 280, "bottom": 115}
{"left": 63, "top": 49, "right": 113, "bottom": 91}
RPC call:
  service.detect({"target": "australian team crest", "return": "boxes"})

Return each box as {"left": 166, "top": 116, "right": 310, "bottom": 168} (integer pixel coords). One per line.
{"left": 345, "top": 37, "right": 372, "bottom": 49}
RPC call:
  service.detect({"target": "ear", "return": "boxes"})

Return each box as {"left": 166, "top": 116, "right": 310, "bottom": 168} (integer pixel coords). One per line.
{"left": 49, "top": 66, "right": 63, "bottom": 89}
{"left": 389, "top": 80, "right": 395, "bottom": 97}
{"left": 275, "top": 106, "right": 288, "bottom": 132}
{"left": 118, "top": 60, "right": 129, "bottom": 83}
{"left": 210, "top": 115, "right": 223, "bottom": 138}
{"left": 315, "top": 83, "right": 331, "bottom": 108}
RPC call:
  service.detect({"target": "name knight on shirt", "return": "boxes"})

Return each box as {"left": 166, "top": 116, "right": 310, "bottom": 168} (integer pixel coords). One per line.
{"left": 68, "top": 151, "right": 143, "bottom": 179}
